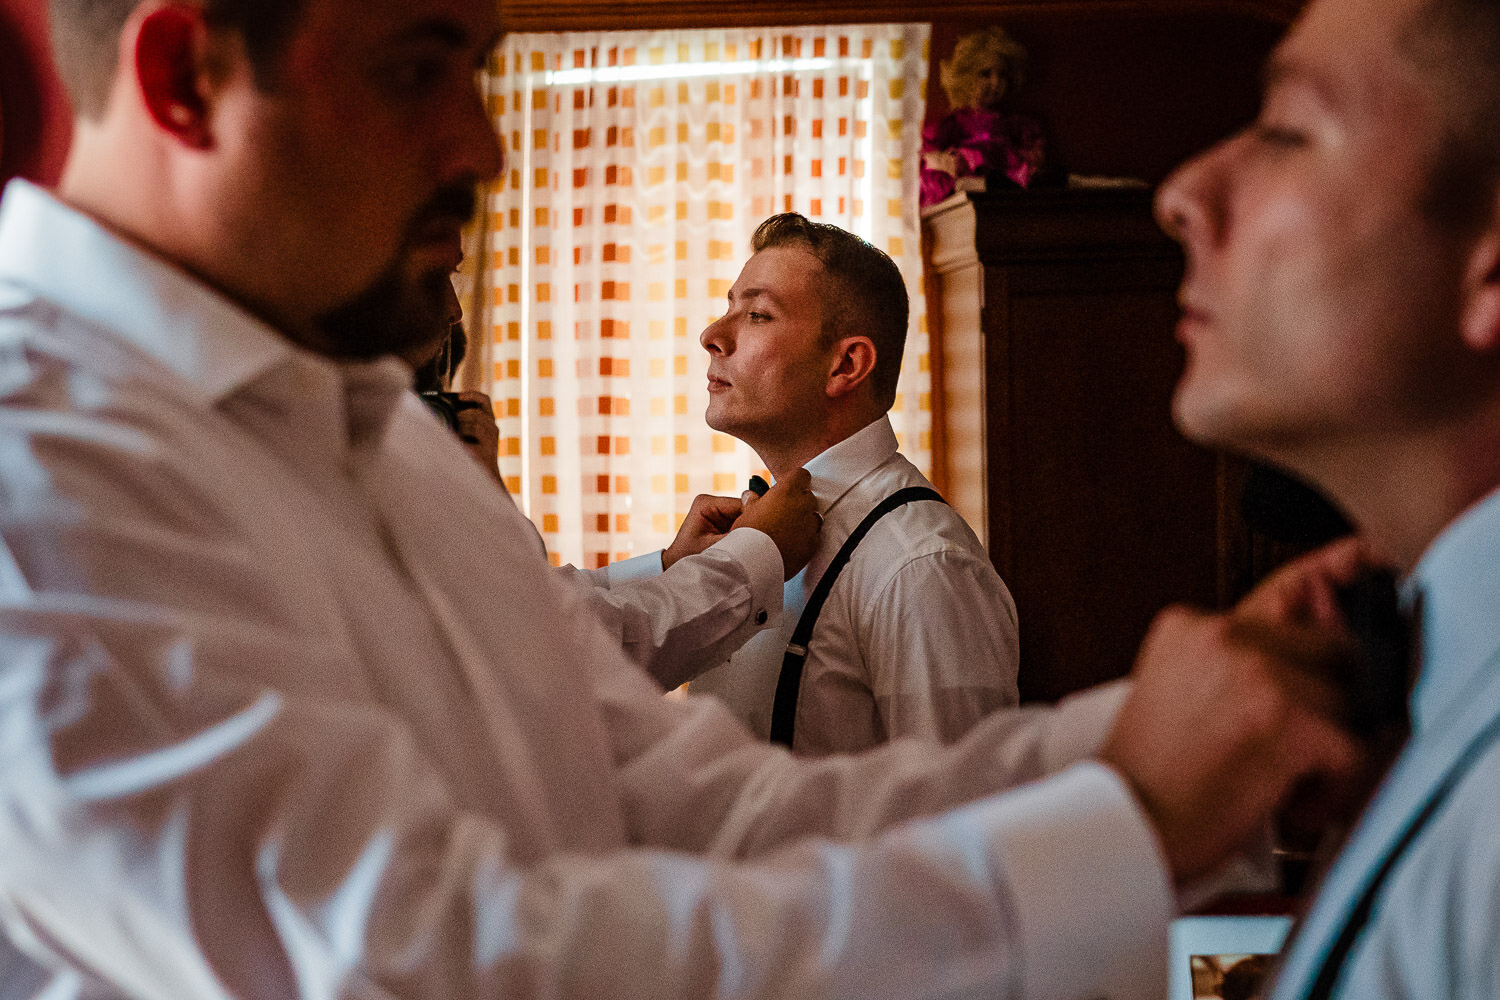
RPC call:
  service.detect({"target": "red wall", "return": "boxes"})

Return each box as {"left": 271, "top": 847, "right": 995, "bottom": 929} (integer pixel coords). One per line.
{"left": 0, "top": 0, "right": 71, "bottom": 187}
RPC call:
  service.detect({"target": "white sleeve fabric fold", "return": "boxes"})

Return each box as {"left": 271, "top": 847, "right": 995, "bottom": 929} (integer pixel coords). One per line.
{"left": 0, "top": 602, "right": 1172, "bottom": 1000}
{"left": 560, "top": 528, "right": 783, "bottom": 688}
{"left": 863, "top": 546, "right": 1020, "bottom": 744}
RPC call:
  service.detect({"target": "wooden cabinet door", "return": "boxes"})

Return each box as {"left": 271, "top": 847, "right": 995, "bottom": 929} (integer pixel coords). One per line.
{"left": 971, "top": 187, "right": 1241, "bottom": 701}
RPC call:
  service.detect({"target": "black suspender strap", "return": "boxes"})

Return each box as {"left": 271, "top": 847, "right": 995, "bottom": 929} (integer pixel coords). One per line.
{"left": 768, "top": 486, "right": 945, "bottom": 748}
{"left": 1302, "top": 706, "right": 1500, "bottom": 999}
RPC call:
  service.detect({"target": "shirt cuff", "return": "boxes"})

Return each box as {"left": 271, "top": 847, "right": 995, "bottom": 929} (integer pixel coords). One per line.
{"left": 597, "top": 550, "right": 665, "bottom": 585}
{"left": 983, "top": 761, "right": 1174, "bottom": 1000}
{"left": 1039, "top": 679, "right": 1131, "bottom": 773}
{"left": 714, "top": 526, "right": 784, "bottom": 628}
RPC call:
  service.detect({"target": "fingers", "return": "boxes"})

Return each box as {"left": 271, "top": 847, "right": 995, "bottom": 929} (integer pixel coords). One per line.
{"left": 735, "top": 469, "right": 822, "bottom": 580}
{"left": 689, "top": 493, "right": 744, "bottom": 532}
{"left": 1100, "top": 604, "right": 1367, "bottom": 886}
{"left": 453, "top": 389, "right": 493, "bottom": 407}
{"left": 1221, "top": 615, "right": 1362, "bottom": 723}
{"left": 779, "top": 467, "right": 813, "bottom": 494}
{"left": 663, "top": 494, "right": 744, "bottom": 569}
{"left": 1237, "top": 535, "right": 1378, "bottom": 627}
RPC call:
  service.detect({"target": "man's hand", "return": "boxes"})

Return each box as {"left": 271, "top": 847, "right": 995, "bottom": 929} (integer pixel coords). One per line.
{"left": 662, "top": 494, "right": 745, "bottom": 570}
{"left": 736, "top": 468, "right": 822, "bottom": 580}
{"left": 1238, "top": 536, "right": 1405, "bottom": 846}
{"left": 1101, "top": 539, "right": 1389, "bottom": 886}
{"left": 452, "top": 390, "right": 502, "bottom": 484}
{"left": 1236, "top": 535, "right": 1372, "bottom": 627}
{"left": 1100, "top": 604, "right": 1365, "bottom": 887}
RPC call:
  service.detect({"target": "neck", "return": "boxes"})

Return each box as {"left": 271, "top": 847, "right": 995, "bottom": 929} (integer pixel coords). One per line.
{"left": 60, "top": 129, "right": 323, "bottom": 348}
{"left": 1277, "top": 422, "right": 1500, "bottom": 573}
{"left": 756, "top": 407, "right": 885, "bottom": 482}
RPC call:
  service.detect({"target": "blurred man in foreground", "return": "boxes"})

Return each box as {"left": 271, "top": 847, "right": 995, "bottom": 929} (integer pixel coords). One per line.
{"left": 1154, "top": 0, "right": 1500, "bottom": 993}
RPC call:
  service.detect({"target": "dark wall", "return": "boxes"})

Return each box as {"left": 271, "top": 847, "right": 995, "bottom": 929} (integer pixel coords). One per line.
{"left": 1, "top": 3, "right": 1284, "bottom": 190}
{"left": 928, "top": 11, "right": 1287, "bottom": 184}
{"left": 0, "top": 0, "right": 70, "bottom": 187}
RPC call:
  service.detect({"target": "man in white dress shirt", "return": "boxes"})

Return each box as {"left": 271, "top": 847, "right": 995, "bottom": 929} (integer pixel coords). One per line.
{"left": 686, "top": 214, "right": 1023, "bottom": 753}
{"left": 1153, "top": 0, "right": 1500, "bottom": 993}
{"left": 0, "top": 0, "right": 1365, "bottom": 996}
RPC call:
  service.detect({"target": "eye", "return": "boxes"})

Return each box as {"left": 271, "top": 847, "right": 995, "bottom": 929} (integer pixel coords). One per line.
{"left": 748, "top": 311, "right": 771, "bottom": 322}
{"left": 386, "top": 57, "right": 447, "bottom": 97}
{"left": 1250, "top": 121, "right": 1308, "bottom": 150}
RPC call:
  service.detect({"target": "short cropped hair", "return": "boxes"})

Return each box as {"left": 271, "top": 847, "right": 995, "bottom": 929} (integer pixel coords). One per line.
{"left": 1406, "top": 0, "right": 1500, "bottom": 232}
{"left": 750, "top": 213, "right": 909, "bottom": 410}
{"left": 49, "top": 0, "right": 306, "bottom": 118}
{"left": 939, "top": 25, "right": 1028, "bottom": 110}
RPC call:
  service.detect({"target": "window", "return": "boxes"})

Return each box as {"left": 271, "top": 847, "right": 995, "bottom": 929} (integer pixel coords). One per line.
{"left": 466, "top": 25, "right": 931, "bottom": 567}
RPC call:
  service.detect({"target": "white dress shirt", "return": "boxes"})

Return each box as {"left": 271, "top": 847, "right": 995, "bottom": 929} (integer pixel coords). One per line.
{"left": 564, "top": 543, "right": 784, "bottom": 688}
{"left": 689, "top": 416, "right": 1022, "bottom": 754}
{"left": 0, "top": 180, "right": 1172, "bottom": 1000}
{"left": 466, "top": 484, "right": 786, "bottom": 686}
{"left": 1269, "top": 485, "right": 1500, "bottom": 1000}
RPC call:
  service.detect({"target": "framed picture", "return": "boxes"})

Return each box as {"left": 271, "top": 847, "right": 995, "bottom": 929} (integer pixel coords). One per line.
{"left": 1169, "top": 914, "right": 1293, "bottom": 1000}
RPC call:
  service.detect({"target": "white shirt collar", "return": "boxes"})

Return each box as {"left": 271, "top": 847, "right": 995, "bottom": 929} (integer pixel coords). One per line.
{"left": 799, "top": 414, "right": 900, "bottom": 514}
{"left": 1407, "top": 483, "right": 1500, "bottom": 732}
{"left": 0, "top": 179, "right": 410, "bottom": 449}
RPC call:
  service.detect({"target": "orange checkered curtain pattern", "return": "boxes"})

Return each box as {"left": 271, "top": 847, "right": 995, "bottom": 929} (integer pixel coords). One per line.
{"left": 474, "top": 25, "right": 932, "bottom": 569}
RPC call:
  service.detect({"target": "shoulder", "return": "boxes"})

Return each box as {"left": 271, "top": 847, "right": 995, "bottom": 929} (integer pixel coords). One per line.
{"left": 0, "top": 301, "right": 218, "bottom": 490}
{"left": 1375, "top": 737, "right": 1500, "bottom": 991}
{"left": 837, "top": 455, "right": 999, "bottom": 595}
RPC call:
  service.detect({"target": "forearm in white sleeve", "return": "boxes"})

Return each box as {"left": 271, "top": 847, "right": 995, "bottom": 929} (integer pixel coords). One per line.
{"left": 0, "top": 605, "right": 1171, "bottom": 1000}
{"left": 558, "top": 527, "right": 784, "bottom": 689}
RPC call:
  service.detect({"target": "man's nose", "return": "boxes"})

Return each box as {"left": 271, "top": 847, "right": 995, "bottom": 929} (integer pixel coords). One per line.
{"left": 700, "top": 315, "right": 729, "bottom": 354}
{"left": 443, "top": 80, "right": 505, "bottom": 185}
{"left": 1155, "top": 143, "right": 1224, "bottom": 248}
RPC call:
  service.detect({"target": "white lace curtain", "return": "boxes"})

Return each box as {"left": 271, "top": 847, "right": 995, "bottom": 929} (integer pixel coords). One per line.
{"left": 463, "top": 24, "right": 932, "bottom": 568}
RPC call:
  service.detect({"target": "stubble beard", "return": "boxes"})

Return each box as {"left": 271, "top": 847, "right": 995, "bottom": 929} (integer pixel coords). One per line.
{"left": 314, "top": 259, "right": 453, "bottom": 360}
{"left": 312, "top": 183, "right": 476, "bottom": 360}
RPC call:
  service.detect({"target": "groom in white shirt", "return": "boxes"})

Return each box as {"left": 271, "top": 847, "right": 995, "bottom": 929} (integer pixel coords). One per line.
{"left": 685, "top": 213, "right": 1028, "bottom": 754}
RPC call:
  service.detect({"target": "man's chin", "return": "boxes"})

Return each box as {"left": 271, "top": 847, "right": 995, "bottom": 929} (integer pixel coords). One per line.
{"left": 1174, "top": 385, "right": 1296, "bottom": 469}
{"left": 314, "top": 264, "right": 453, "bottom": 360}
{"left": 703, "top": 404, "right": 731, "bottom": 436}
{"left": 1171, "top": 382, "right": 1236, "bottom": 450}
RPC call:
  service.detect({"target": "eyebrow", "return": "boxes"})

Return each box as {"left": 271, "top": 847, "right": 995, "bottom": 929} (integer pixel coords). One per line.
{"left": 392, "top": 17, "right": 501, "bottom": 54}
{"left": 729, "top": 287, "right": 786, "bottom": 311}
{"left": 395, "top": 19, "right": 467, "bottom": 46}
{"left": 1261, "top": 46, "right": 1382, "bottom": 119}
{"left": 1262, "top": 54, "right": 1336, "bottom": 104}
{"left": 385, "top": 18, "right": 504, "bottom": 69}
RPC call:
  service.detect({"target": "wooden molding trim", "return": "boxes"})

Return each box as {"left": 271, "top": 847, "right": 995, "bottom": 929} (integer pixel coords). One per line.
{"left": 500, "top": 0, "right": 1303, "bottom": 33}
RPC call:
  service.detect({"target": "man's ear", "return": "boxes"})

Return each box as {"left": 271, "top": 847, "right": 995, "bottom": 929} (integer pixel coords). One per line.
{"left": 134, "top": 4, "right": 215, "bottom": 149}
{"left": 825, "top": 336, "right": 878, "bottom": 399}
{"left": 1460, "top": 198, "right": 1500, "bottom": 353}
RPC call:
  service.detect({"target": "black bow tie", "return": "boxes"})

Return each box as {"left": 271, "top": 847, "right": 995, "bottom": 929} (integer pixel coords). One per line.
{"left": 1336, "top": 569, "right": 1418, "bottom": 741}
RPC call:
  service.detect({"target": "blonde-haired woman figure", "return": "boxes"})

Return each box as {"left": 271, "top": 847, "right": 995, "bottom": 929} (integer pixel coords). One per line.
{"left": 920, "top": 25, "right": 1046, "bottom": 205}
